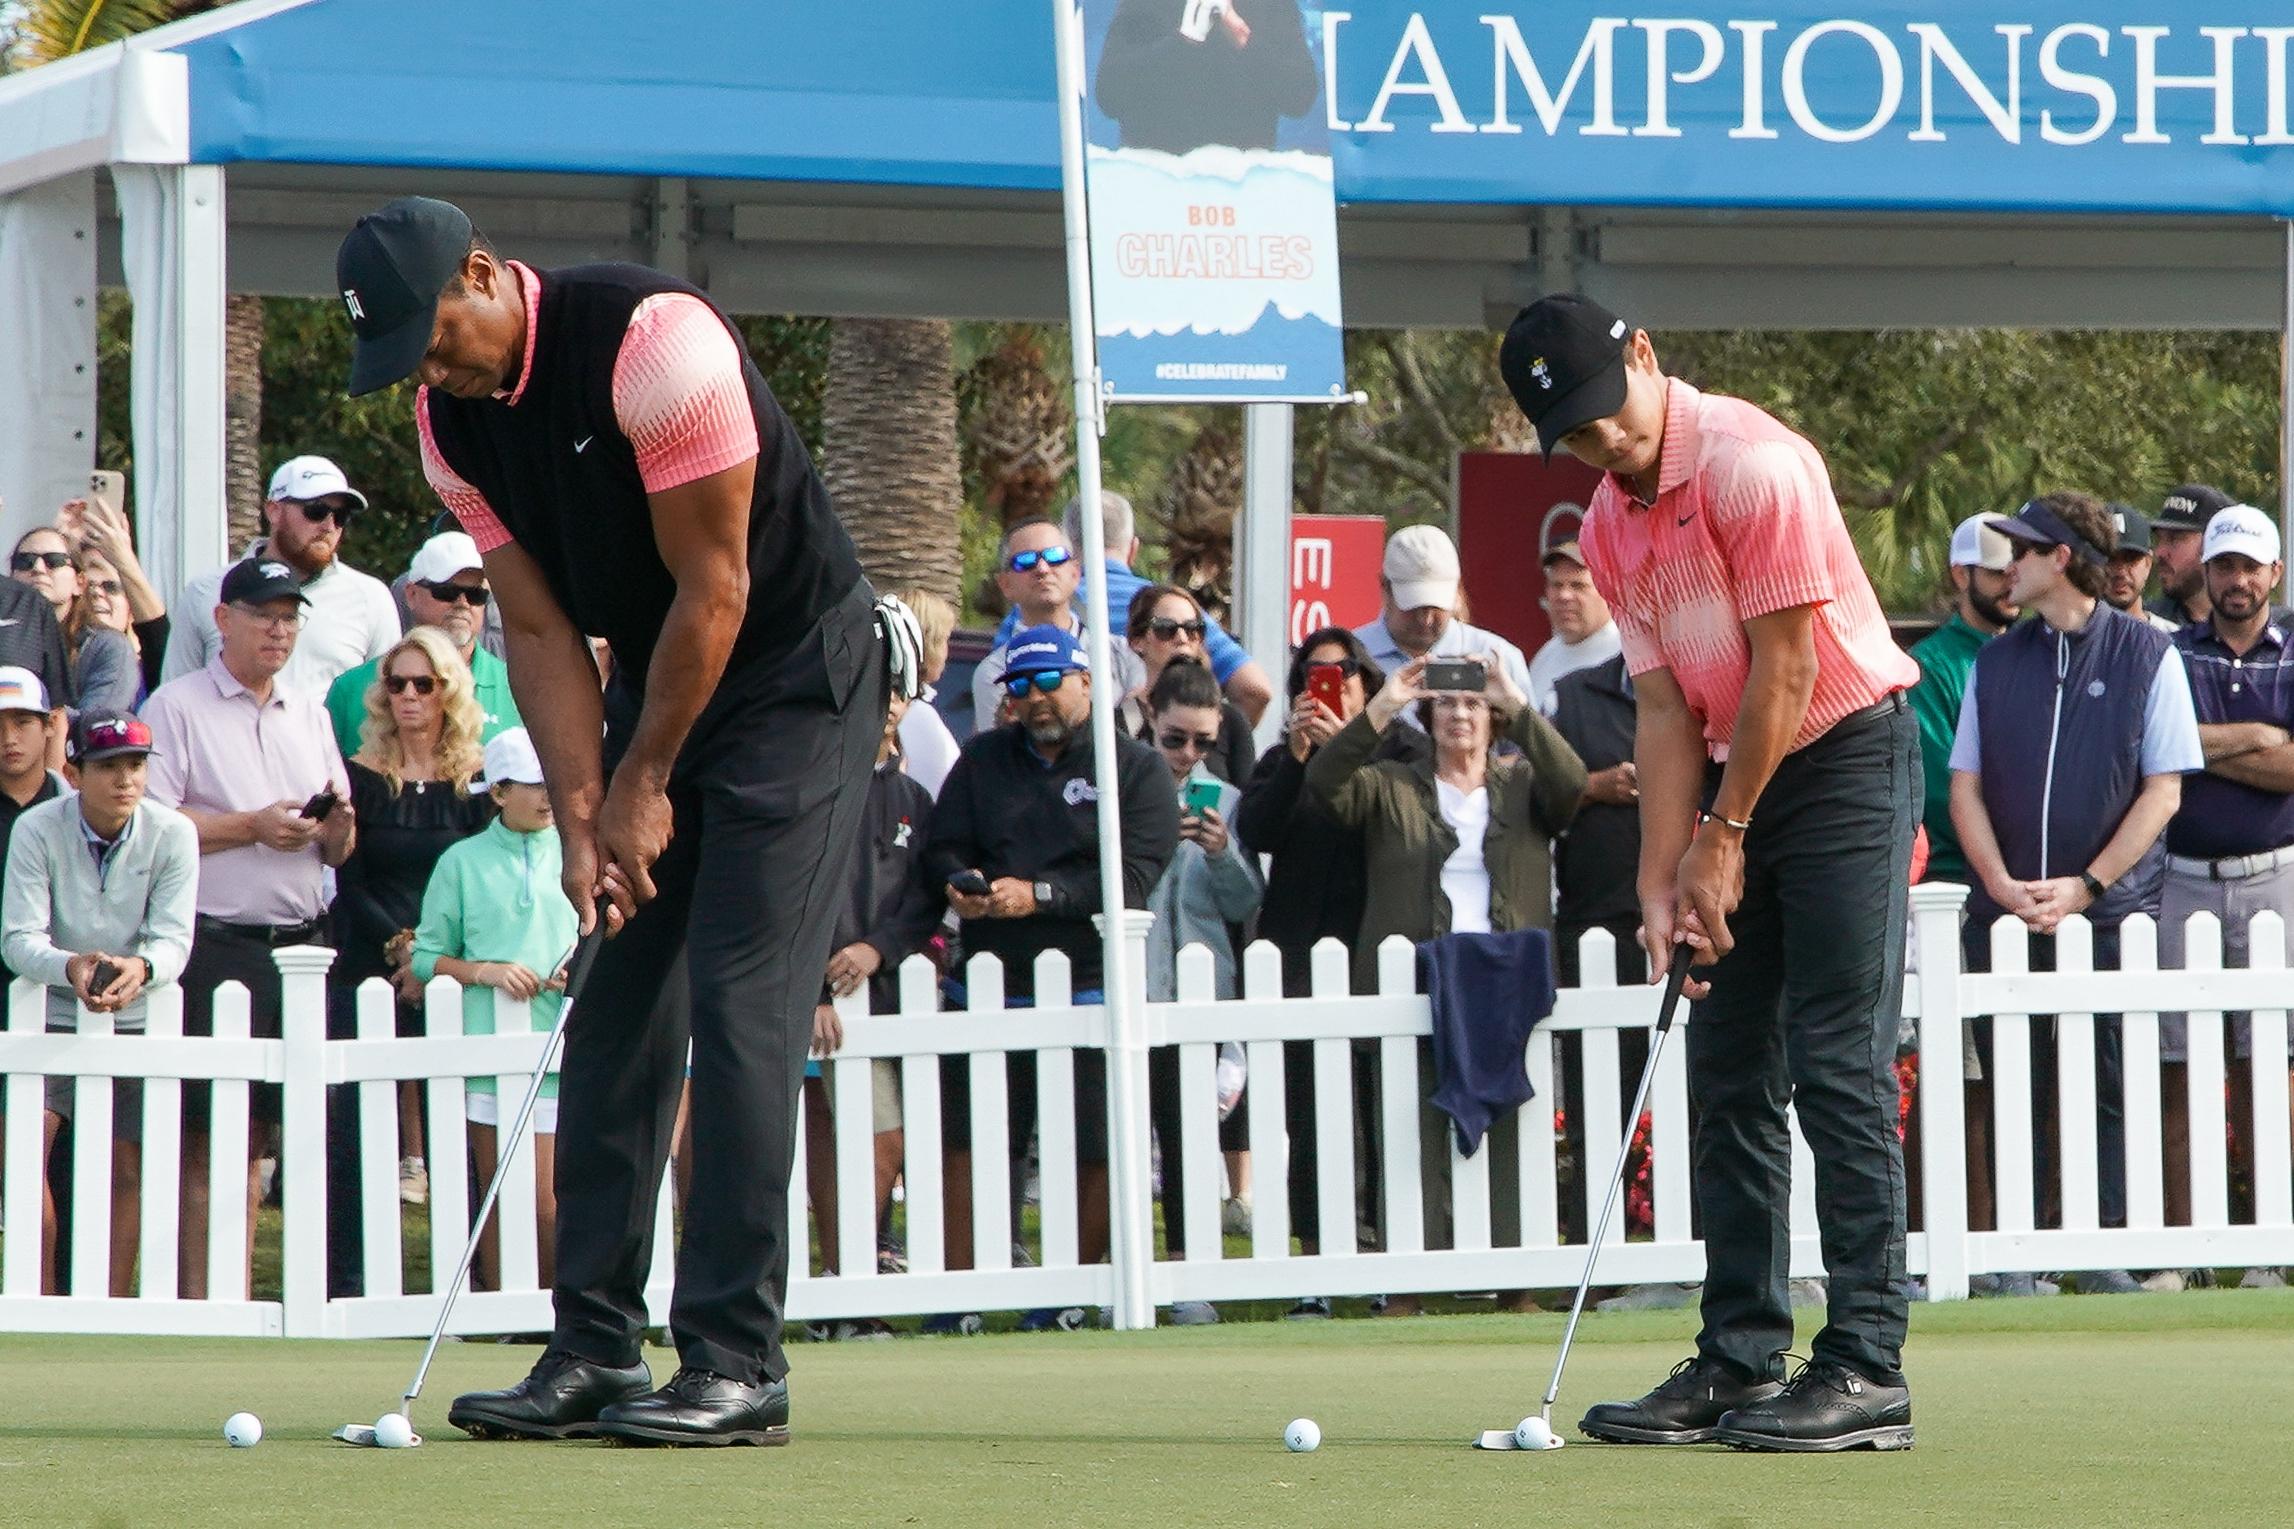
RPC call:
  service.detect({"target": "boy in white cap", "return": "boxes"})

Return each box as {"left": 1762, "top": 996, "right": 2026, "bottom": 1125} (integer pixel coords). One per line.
{"left": 410, "top": 727, "right": 578, "bottom": 1292}
{"left": 0, "top": 666, "right": 68, "bottom": 987}
{"left": 160, "top": 455, "right": 401, "bottom": 693}
{"left": 1350, "top": 523, "right": 1531, "bottom": 718}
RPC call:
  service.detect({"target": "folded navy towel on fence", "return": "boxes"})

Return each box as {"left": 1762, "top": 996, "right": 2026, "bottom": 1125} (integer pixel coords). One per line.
{"left": 1416, "top": 929, "right": 1557, "bottom": 1157}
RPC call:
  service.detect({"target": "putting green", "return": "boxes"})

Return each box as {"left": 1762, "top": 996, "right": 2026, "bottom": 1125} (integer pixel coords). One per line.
{"left": 2, "top": 1290, "right": 2288, "bottom": 1528}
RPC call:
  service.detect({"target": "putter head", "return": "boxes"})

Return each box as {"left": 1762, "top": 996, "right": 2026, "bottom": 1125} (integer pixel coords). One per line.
{"left": 332, "top": 1421, "right": 424, "bottom": 1448}
{"left": 1472, "top": 1429, "right": 1522, "bottom": 1450}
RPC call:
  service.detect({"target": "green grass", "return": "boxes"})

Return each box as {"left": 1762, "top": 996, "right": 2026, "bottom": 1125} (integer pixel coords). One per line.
{"left": 2, "top": 1290, "right": 2290, "bottom": 1528}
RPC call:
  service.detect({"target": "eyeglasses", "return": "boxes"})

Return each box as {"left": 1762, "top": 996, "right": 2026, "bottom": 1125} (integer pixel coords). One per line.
{"left": 384, "top": 674, "right": 437, "bottom": 696}
{"left": 1144, "top": 617, "right": 1206, "bottom": 641}
{"left": 1157, "top": 727, "right": 1218, "bottom": 755}
{"left": 11, "top": 550, "right": 72, "bottom": 572}
{"left": 89, "top": 578, "right": 123, "bottom": 597}
{"left": 1004, "top": 669, "right": 1072, "bottom": 698}
{"left": 1007, "top": 546, "right": 1074, "bottom": 575}
{"left": 229, "top": 602, "right": 303, "bottom": 632}
{"left": 418, "top": 580, "right": 490, "bottom": 607}
{"left": 293, "top": 500, "right": 357, "bottom": 526}
{"left": 1305, "top": 656, "right": 1361, "bottom": 677}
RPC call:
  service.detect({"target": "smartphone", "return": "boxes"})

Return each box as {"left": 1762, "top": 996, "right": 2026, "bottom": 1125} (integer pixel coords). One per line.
{"left": 1182, "top": 778, "right": 1223, "bottom": 818}
{"left": 90, "top": 958, "right": 123, "bottom": 994}
{"left": 1423, "top": 659, "right": 1487, "bottom": 693}
{"left": 948, "top": 868, "right": 991, "bottom": 896}
{"left": 1306, "top": 662, "right": 1346, "bottom": 716}
{"left": 88, "top": 470, "right": 125, "bottom": 512}
{"left": 300, "top": 788, "right": 339, "bottom": 822}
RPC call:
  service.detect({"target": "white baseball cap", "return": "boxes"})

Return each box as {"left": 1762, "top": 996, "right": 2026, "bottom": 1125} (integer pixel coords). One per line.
{"left": 1948, "top": 514, "right": 2014, "bottom": 572}
{"left": 2201, "top": 503, "right": 2282, "bottom": 567}
{"left": 266, "top": 455, "right": 369, "bottom": 511}
{"left": 475, "top": 727, "right": 544, "bottom": 789}
{"left": 0, "top": 665, "right": 50, "bottom": 716}
{"left": 407, "top": 530, "right": 483, "bottom": 585}
{"left": 1383, "top": 524, "right": 1461, "bottom": 612}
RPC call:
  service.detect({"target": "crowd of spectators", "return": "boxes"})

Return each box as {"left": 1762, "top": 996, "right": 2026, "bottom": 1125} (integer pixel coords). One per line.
{"left": 4, "top": 463, "right": 2289, "bottom": 1323}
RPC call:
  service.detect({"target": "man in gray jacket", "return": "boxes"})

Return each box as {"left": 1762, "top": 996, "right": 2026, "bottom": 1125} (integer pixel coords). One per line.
{"left": 3, "top": 708, "right": 199, "bottom": 1296}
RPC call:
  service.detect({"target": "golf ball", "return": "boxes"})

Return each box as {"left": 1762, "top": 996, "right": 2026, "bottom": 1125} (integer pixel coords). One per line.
{"left": 222, "top": 1412, "right": 262, "bottom": 1449}
{"left": 373, "top": 1412, "right": 415, "bottom": 1449}
{"left": 1284, "top": 1417, "right": 1321, "bottom": 1453}
{"left": 1514, "top": 1415, "right": 1560, "bottom": 1450}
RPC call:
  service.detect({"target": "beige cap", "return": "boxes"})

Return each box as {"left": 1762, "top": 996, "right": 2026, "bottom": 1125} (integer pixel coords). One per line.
{"left": 1383, "top": 524, "right": 1461, "bottom": 612}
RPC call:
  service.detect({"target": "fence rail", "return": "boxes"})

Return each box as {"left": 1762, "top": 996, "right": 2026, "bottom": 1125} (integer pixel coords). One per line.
{"left": 3, "top": 884, "right": 2292, "bottom": 1337}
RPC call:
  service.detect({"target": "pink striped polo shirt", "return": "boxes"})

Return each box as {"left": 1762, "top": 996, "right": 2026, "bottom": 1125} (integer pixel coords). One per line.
{"left": 415, "top": 261, "right": 759, "bottom": 553}
{"left": 1578, "top": 379, "right": 1916, "bottom": 760}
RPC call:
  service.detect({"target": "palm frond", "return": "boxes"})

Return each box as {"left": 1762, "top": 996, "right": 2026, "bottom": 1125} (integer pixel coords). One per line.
{"left": 15, "top": 0, "right": 188, "bottom": 66}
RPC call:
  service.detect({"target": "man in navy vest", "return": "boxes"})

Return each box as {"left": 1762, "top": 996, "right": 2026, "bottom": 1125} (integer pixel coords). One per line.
{"left": 337, "top": 197, "right": 886, "bottom": 1446}
{"left": 1947, "top": 492, "right": 2201, "bottom": 1294}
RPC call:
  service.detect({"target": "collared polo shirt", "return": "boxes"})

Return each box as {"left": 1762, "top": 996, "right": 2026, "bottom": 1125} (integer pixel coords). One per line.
{"left": 140, "top": 655, "right": 349, "bottom": 924}
{"left": 2169, "top": 616, "right": 2294, "bottom": 858}
{"left": 1578, "top": 379, "right": 1917, "bottom": 759}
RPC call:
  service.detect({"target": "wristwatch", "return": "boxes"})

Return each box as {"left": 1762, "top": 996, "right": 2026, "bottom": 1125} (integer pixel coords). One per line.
{"left": 2079, "top": 870, "right": 2107, "bottom": 901}
{"left": 1032, "top": 880, "right": 1055, "bottom": 909}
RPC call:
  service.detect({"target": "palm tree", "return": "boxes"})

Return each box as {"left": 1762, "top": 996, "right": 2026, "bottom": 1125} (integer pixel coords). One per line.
{"left": 962, "top": 326, "right": 1073, "bottom": 530}
{"left": 1156, "top": 418, "right": 1245, "bottom": 621}
{"left": 819, "top": 319, "right": 964, "bottom": 609}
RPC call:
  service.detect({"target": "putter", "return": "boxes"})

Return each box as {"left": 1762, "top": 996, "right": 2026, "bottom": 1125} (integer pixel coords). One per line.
{"left": 1482, "top": 941, "right": 1695, "bottom": 1451}
{"left": 336, "top": 921, "right": 609, "bottom": 1447}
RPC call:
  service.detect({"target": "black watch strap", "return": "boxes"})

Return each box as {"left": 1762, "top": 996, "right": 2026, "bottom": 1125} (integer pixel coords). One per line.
{"left": 2080, "top": 871, "right": 2107, "bottom": 900}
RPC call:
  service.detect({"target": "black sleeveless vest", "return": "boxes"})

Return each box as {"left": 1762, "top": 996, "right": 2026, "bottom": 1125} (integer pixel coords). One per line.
{"left": 422, "top": 264, "right": 862, "bottom": 692}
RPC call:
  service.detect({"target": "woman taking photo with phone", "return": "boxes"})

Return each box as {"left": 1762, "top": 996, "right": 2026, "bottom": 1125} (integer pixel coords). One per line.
{"left": 12, "top": 524, "right": 137, "bottom": 712}
{"left": 58, "top": 490, "right": 172, "bottom": 702}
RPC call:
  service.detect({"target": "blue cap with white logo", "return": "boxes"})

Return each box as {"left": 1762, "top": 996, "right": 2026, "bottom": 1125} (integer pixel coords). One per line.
{"left": 1004, "top": 625, "right": 1091, "bottom": 678}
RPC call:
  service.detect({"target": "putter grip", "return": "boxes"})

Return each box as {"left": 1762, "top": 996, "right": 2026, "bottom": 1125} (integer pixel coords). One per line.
{"left": 561, "top": 918, "right": 609, "bottom": 1006}
{"left": 1654, "top": 943, "right": 1695, "bottom": 1034}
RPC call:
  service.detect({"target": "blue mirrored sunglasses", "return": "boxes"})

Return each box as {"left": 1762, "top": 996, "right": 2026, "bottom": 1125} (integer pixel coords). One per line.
{"left": 1004, "top": 669, "right": 1071, "bottom": 698}
{"left": 1007, "top": 546, "right": 1074, "bottom": 574}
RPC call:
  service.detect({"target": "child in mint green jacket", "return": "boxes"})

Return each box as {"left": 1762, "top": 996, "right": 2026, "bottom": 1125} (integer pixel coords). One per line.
{"left": 409, "top": 729, "right": 577, "bottom": 1288}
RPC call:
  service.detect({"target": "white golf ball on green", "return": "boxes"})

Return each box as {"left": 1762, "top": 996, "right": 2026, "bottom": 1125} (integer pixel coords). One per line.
{"left": 1514, "top": 1415, "right": 1561, "bottom": 1450}
{"left": 1284, "top": 1417, "right": 1321, "bottom": 1452}
{"left": 373, "top": 1412, "right": 415, "bottom": 1449}
{"left": 222, "top": 1412, "right": 262, "bottom": 1448}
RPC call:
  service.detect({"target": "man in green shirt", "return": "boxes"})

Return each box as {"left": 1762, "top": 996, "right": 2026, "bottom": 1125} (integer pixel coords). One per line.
{"left": 1907, "top": 515, "right": 2018, "bottom": 883}
{"left": 327, "top": 530, "right": 520, "bottom": 755}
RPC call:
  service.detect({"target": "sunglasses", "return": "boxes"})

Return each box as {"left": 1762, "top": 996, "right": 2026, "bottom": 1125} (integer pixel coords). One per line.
{"left": 384, "top": 673, "right": 438, "bottom": 696}
{"left": 88, "top": 577, "right": 123, "bottom": 597}
{"left": 1004, "top": 669, "right": 1072, "bottom": 698}
{"left": 1306, "top": 657, "right": 1362, "bottom": 677}
{"left": 11, "top": 550, "right": 72, "bottom": 572}
{"left": 1157, "top": 727, "right": 1218, "bottom": 754}
{"left": 1007, "top": 546, "right": 1074, "bottom": 575}
{"left": 418, "top": 580, "right": 490, "bottom": 607}
{"left": 1145, "top": 617, "right": 1206, "bottom": 641}
{"left": 79, "top": 717, "right": 151, "bottom": 753}
{"left": 294, "top": 500, "right": 357, "bottom": 526}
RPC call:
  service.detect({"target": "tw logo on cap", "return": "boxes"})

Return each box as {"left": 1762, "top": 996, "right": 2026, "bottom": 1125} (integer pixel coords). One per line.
{"left": 342, "top": 289, "right": 366, "bottom": 323}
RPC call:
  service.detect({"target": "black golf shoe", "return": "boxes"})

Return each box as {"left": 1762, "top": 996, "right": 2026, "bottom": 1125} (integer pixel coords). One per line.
{"left": 593, "top": 1367, "right": 790, "bottom": 1447}
{"left": 1714, "top": 1358, "right": 1913, "bottom": 1452}
{"left": 1579, "top": 1355, "right": 1784, "bottom": 1444}
{"left": 447, "top": 1348, "right": 652, "bottom": 1440}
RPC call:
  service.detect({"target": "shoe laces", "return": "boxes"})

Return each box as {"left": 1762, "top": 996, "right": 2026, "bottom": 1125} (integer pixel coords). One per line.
{"left": 530, "top": 1347, "right": 584, "bottom": 1382}
{"left": 1777, "top": 1357, "right": 1857, "bottom": 1398}
{"left": 1650, "top": 1356, "right": 1737, "bottom": 1398}
{"left": 663, "top": 1366, "right": 733, "bottom": 1400}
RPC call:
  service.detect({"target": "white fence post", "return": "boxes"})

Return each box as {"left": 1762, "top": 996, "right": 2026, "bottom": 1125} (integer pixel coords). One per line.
{"left": 1101, "top": 909, "right": 1156, "bottom": 1330}
{"left": 1911, "top": 882, "right": 1971, "bottom": 1300}
{"left": 274, "top": 944, "right": 335, "bottom": 1338}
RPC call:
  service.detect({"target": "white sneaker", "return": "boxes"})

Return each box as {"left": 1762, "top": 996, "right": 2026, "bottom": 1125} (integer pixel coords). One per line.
{"left": 2139, "top": 1270, "right": 2187, "bottom": 1294}
{"left": 1221, "top": 1197, "right": 1253, "bottom": 1237}
{"left": 399, "top": 1155, "right": 428, "bottom": 1207}
{"left": 2239, "top": 1267, "right": 2288, "bottom": 1289}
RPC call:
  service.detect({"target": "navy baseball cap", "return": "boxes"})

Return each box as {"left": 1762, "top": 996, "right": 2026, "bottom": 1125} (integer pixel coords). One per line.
{"left": 1986, "top": 500, "right": 2108, "bottom": 566}
{"left": 1499, "top": 295, "right": 1635, "bottom": 460}
{"left": 1004, "top": 625, "right": 1091, "bottom": 678}
{"left": 337, "top": 197, "right": 474, "bottom": 397}
{"left": 219, "top": 557, "right": 309, "bottom": 607}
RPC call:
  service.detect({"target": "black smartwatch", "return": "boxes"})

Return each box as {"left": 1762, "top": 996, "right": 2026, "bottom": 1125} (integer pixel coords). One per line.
{"left": 2079, "top": 870, "right": 2107, "bottom": 901}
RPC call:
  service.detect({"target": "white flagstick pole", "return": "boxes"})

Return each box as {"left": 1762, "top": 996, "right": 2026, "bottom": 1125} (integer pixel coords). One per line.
{"left": 1052, "top": 0, "right": 1153, "bottom": 1332}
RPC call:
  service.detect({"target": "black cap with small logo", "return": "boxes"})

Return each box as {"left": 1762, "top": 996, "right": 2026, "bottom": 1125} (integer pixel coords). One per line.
{"left": 336, "top": 197, "right": 474, "bottom": 398}
{"left": 2108, "top": 503, "right": 2152, "bottom": 554}
{"left": 219, "top": 557, "right": 310, "bottom": 608}
{"left": 1499, "top": 295, "right": 1636, "bottom": 460}
{"left": 2153, "top": 482, "right": 2233, "bottom": 533}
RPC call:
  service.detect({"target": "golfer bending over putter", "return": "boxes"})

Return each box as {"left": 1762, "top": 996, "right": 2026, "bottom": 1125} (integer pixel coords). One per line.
{"left": 1502, "top": 296, "right": 1922, "bottom": 1453}
{"left": 336, "top": 197, "right": 886, "bottom": 1447}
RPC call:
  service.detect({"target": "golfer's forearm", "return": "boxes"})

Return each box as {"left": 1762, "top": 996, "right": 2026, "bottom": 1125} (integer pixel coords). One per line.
{"left": 2087, "top": 775, "right": 2181, "bottom": 887}
{"left": 622, "top": 585, "right": 743, "bottom": 786}
{"left": 1708, "top": 618, "right": 1818, "bottom": 825}
{"left": 506, "top": 626, "right": 608, "bottom": 827}
{"left": 1634, "top": 690, "right": 1704, "bottom": 900}
{"left": 1949, "top": 772, "right": 2013, "bottom": 897}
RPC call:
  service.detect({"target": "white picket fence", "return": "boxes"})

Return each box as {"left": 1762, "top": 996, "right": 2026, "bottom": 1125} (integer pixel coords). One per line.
{"left": 3, "top": 883, "right": 2291, "bottom": 1338}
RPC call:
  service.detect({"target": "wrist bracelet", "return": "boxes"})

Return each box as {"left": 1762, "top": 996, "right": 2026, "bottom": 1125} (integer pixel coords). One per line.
{"left": 1700, "top": 811, "right": 1752, "bottom": 833}
{"left": 2080, "top": 870, "right": 2107, "bottom": 900}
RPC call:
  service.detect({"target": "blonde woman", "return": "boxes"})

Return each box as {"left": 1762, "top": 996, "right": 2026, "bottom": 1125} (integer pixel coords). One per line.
{"left": 327, "top": 629, "right": 491, "bottom": 1269}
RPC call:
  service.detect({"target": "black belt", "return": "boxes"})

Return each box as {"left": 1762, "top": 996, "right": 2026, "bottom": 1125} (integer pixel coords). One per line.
{"left": 1831, "top": 691, "right": 1909, "bottom": 731}
{"left": 197, "top": 915, "right": 326, "bottom": 947}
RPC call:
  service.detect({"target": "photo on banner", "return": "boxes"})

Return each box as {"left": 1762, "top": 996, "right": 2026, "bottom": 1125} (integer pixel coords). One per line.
{"left": 1080, "top": 0, "right": 1347, "bottom": 403}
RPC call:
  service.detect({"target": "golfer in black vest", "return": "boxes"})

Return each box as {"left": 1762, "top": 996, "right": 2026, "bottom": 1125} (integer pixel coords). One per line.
{"left": 337, "top": 198, "right": 887, "bottom": 1446}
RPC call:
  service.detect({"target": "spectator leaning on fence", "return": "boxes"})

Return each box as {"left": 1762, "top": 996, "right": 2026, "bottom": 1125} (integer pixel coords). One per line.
{"left": 2146, "top": 482, "right": 2235, "bottom": 628}
{"left": 410, "top": 728, "right": 578, "bottom": 1293}
{"left": 1350, "top": 524, "right": 1532, "bottom": 725}
{"left": 328, "top": 530, "right": 521, "bottom": 760}
{"left": 1234, "top": 627, "right": 1419, "bottom": 1312}
{"left": 13, "top": 525, "right": 136, "bottom": 715}
{"left": 800, "top": 689, "right": 940, "bottom": 1331}
{"left": 160, "top": 456, "right": 401, "bottom": 695}
{"left": 1121, "top": 583, "right": 1256, "bottom": 786}
{"left": 926, "top": 624, "right": 1178, "bottom": 1314}
{"left": 1528, "top": 538, "right": 1621, "bottom": 717}
{"left": 2157, "top": 505, "right": 2294, "bottom": 1281}
{"left": 139, "top": 555, "right": 355, "bottom": 1302}
{"left": 1304, "top": 650, "right": 1584, "bottom": 1315}
{"left": 1948, "top": 492, "right": 2202, "bottom": 1297}
{"left": 3, "top": 709, "right": 197, "bottom": 1298}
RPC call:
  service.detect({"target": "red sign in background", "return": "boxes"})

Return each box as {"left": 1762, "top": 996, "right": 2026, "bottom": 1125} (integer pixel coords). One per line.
{"left": 1454, "top": 451, "right": 1603, "bottom": 657}
{"left": 1287, "top": 514, "right": 1387, "bottom": 648}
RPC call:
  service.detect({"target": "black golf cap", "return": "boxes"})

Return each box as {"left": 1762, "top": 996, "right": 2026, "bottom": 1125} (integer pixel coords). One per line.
{"left": 2108, "top": 503, "right": 2152, "bottom": 554}
{"left": 337, "top": 197, "right": 473, "bottom": 397}
{"left": 218, "top": 556, "right": 310, "bottom": 608}
{"left": 2153, "top": 482, "right": 2233, "bottom": 533}
{"left": 1986, "top": 500, "right": 2108, "bottom": 566}
{"left": 1499, "top": 294, "right": 1635, "bottom": 460}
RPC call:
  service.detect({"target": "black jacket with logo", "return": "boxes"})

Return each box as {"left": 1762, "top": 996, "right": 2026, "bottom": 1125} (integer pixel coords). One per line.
{"left": 826, "top": 761, "right": 943, "bottom": 1013}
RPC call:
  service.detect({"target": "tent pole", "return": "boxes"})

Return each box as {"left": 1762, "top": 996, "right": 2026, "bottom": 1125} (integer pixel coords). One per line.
{"left": 1238, "top": 404, "right": 1294, "bottom": 755}
{"left": 1052, "top": 0, "right": 1153, "bottom": 1333}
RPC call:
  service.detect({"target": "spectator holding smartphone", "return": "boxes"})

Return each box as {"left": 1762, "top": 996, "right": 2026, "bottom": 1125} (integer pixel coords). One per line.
{"left": 3, "top": 709, "right": 197, "bottom": 1297}
{"left": 14, "top": 525, "right": 137, "bottom": 713}
{"left": 58, "top": 489, "right": 171, "bottom": 702}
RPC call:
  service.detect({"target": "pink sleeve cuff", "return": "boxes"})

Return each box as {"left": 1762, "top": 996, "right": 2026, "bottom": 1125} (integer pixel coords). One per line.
{"left": 613, "top": 294, "right": 760, "bottom": 494}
